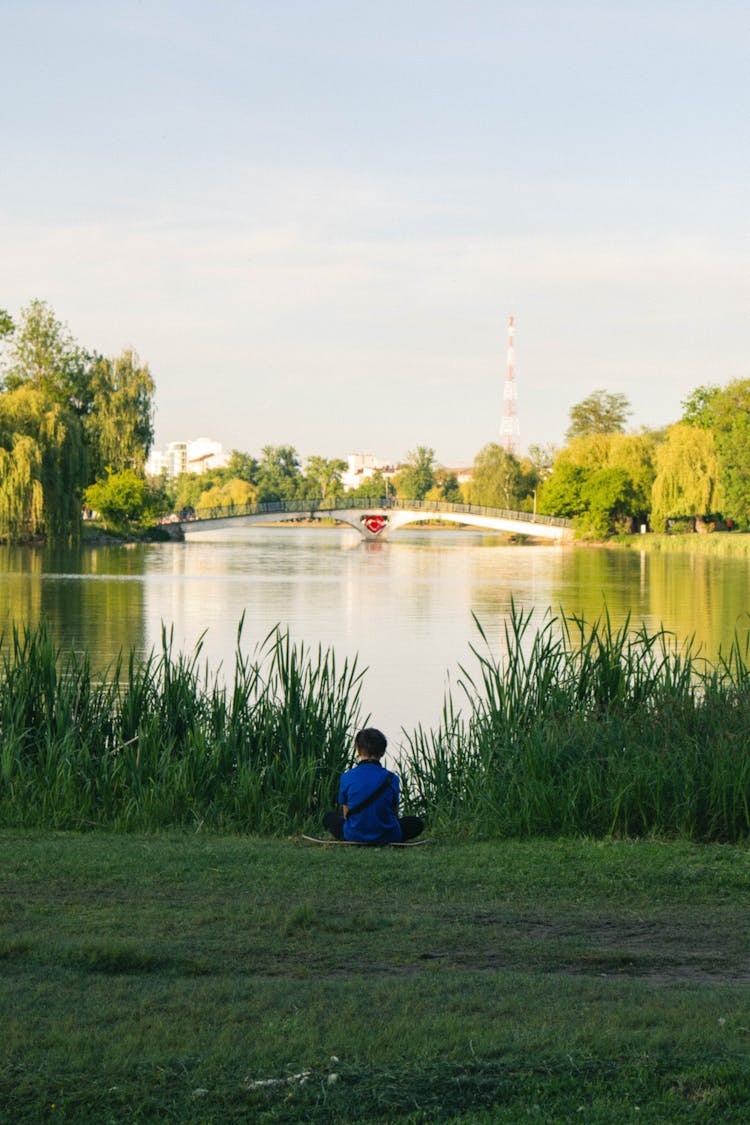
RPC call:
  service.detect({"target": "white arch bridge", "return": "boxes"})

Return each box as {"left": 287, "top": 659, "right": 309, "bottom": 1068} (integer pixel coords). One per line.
{"left": 177, "top": 497, "right": 573, "bottom": 543}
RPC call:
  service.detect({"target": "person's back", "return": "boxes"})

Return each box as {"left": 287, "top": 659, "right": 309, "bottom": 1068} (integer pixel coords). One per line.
{"left": 339, "top": 755, "right": 401, "bottom": 844}
{"left": 322, "top": 728, "right": 424, "bottom": 845}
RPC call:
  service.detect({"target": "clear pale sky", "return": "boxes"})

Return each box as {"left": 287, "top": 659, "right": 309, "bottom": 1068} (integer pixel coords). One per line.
{"left": 2, "top": 1, "right": 748, "bottom": 465}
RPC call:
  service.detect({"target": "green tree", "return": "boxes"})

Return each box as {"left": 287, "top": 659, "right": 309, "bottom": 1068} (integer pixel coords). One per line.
{"left": 715, "top": 425, "right": 750, "bottom": 527}
{"left": 85, "top": 349, "right": 155, "bottom": 477}
{"left": 0, "top": 301, "right": 157, "bottom": 541}
{"left": 680, "top": 384, "right": 720, "bottom": 428}
{"left": 256, "top": 445, "right": 304, "bottom": 503}
{"left": 304, "top": 456, "right": 347, "bottom": 501}
{"left": 675, "top": 379, "right": 750, "bottom": 527}
{"left": 526, "top": 442, "right": 557, "bottom": 476}
{"left": 225, "top": 450, "right": 259, "bottom": 484}
{"left": 540, "top": 431, "right": 658, "bottom": 531}
{"left": 468, "top": 444, "right": 524, "bottom": 509}
{"left": 348, "top": 470, "right": 389, "bottom": 501}
{"left": 605, "top": 432, "right": 659, "bottom": 523}
{"left": 172, "top": 469, "right": 224, "bottom": 513}
{"left": 693, "top": 379, "right": 750, "bottom": 527}
{"left": 143, "top": 475, "right": 174, "bottom": 522}
{"left": 566, "top": 390, "right": 631, "bottom": 441}
{"left": 84, "top": 470, "right": 149, "bottom": 532}
{"left": 395, "top": 447, "right": 436, "bottom": 501}
{"left": 578, "top": 467, "right": 637, "bottom": 538}
{"left": 536, "top": 462, "right": 589, "bottom": 519}
{"left": 433, "top": 468, "right": 462, "bottom": 503}
{"left": 564, "top": 430, "right": 657, "bottom": 526}
{"left": 2, "top": 299, "right": 90, "bottom": 408}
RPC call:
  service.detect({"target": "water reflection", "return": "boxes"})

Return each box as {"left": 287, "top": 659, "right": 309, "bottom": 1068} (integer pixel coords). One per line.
{"left": 0, "top": 544, "right": 147, "bottom": 668}
{"left": 643, "top": 551, "right": 750, "bottom": 657}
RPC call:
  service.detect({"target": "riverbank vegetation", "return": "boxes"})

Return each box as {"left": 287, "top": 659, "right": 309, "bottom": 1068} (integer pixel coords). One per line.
{"left": 169, "top": 385, "right": 750, "bottom": 546}
{"left": 535, "top": 381, "right": 750, "bottom": 538}
{"left": 2, "top": 832, "right": 748, "bottom": 1122}
{"left": 0, "top": 301, "right": 158, "bottom": 544}
{"left": 405, "top": 607, "right": 750, "bottom": 842}
{"left": 0, "top": 620, "right": 358, "bottom": 834}
{"left": 1, "top": 610, "right": 749, "bottom": 842}
{"left": 4, "top": 300, "right": 750, "bottom": 545}
{"left": 616, "top": 530, "right": 750, "bottom": 556}
{"left": 3, "top": 298, "right": 750, "bottom": 558}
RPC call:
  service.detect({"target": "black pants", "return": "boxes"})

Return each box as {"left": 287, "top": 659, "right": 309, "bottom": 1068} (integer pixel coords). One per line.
{"left": 322, "top": 811, "right": 424, "bottom": 843}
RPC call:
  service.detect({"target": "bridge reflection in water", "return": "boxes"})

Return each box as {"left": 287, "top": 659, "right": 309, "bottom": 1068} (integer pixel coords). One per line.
{"left": 179, "top": 497, "right": 573, "bottom": 542}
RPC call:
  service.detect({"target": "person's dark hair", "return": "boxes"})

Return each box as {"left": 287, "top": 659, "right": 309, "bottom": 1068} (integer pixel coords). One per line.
{"left": 355, "top": 728, "right": 387, "bottom": 759}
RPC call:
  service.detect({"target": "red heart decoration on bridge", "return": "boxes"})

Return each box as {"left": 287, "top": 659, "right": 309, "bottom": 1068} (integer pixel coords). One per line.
{"left": 362, "top": 515, "right": 387, "bottom": 535}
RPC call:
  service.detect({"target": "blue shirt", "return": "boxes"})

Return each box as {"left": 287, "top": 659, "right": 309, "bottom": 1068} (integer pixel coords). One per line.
{"left": 339, "top": 760, "right": 402, "bottom": 844}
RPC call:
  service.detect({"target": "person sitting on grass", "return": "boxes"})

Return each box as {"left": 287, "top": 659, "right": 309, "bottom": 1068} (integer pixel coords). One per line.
{"left": 323, "top": 728, "right": 424, "bottom": 845}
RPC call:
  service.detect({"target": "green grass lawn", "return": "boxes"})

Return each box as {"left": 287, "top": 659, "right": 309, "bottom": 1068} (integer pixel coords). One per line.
{"left": 2, "top": 832, "right": 749, "bottom": 1123}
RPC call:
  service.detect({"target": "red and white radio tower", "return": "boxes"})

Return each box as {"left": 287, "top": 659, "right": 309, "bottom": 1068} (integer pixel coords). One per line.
{"left": 500, "top": 313, "right": 520, "bottom": 455}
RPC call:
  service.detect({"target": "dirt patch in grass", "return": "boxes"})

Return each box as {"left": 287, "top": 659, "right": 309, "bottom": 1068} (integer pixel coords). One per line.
{"left": 464, "top": 911, "right": 750, "bottom": 982}
{"left": 228, "top": 909, "right": 750, "bottom": 984}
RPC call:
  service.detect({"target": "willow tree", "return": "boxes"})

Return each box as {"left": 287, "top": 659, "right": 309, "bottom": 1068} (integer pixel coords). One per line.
{"left": 650, "top": 424, "right": 722, "bottom": 532}
{"left": 39, "top": 397, "right": 87, "bottom": 541}
{"left": 86, "top": 348, "right": 155, "bottom": 478}
{"left": 197, "top": 477, "right": 256, "bottom": 512}
{"left": 3, "top": 301, "right": 156, "bottom": 479}
{"left": 0, "top": 386, "right": 86, "bottom": 543}
{"left": 1, "top": 301, "right": 88, "bottom": 540}
{"left": 0, "top": 436, "right": 44, "bottom": 541}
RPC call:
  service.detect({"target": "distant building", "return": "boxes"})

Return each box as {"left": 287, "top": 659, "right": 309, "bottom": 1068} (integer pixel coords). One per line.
{"left": 167, "top": 442, "right": 188, "bottom": 476}
{"left": 341, "top": 452, "right": 396, "bottom": 492}
{"left": 144, "top": 449, "right": 168, "bottom": 476}
{"left": 146, "top": 438, "right": 231, "bottom": 478}
{"left": 185, "top": 437, "right": 231, "bottom": 474}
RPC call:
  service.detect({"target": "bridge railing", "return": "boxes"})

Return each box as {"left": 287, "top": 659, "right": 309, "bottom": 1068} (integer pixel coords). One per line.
{"left": 387, "top": 498, "right": 573, "bottom": 529}
{"left": 182, "top": 496, "right": 572, "bottom": 529}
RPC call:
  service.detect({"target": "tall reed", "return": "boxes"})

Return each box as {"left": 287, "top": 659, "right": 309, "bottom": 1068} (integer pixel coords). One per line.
{"left": 0, "top": 618, "right": 362, "bottom": 833}
{"left": 3, "top": 610, "right": 749, "bottom": 841}
{"left": 403, "top": 604, "right": 750, "bottom": 842}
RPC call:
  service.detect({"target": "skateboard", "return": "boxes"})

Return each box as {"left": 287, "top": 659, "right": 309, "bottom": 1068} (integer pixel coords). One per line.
{"left": 301, "top": 835, "right": 430, "bottom": 848}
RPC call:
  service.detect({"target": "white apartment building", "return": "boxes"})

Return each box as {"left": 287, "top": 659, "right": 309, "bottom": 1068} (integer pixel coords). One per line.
{"left": 146, "top": 438, "right": 230, "bottom": 478}
{"left": 341, "top": 453, "right": 396, "bottom": 492}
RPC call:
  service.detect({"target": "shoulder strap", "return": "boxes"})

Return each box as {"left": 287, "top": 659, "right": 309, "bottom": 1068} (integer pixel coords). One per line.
{"left": 345, "top": 772, "right": 395, "bottom": 819}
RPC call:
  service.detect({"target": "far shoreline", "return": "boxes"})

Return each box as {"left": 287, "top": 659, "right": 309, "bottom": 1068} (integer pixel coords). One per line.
{"left": 7, "top": 525, "right": 750, "bottom": 554}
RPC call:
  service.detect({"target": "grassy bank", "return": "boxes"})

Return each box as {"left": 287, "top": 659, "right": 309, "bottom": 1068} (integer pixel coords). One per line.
{"left": 2, "top": 610, "right": 750, "bottom": 841}
{"left": 614, "top": 532, "right": 750, "bottom": 556}
{"left": 2, "top": 832, "right": 748, "bottom": 1123}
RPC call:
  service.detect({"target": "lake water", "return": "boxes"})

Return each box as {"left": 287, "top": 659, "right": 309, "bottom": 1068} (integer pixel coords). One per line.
{"left": 2, "top": 527, "right": 750, "bottom": 746}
